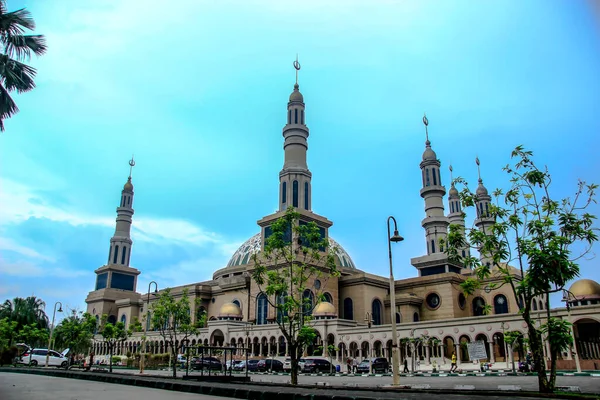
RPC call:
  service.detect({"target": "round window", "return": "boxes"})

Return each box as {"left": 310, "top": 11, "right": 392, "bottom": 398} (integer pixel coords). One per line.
{"left": 314, "top": 279, "right": 322, "bottom": 290}
{"left": 426, "top": 293, "right": 441, "bottom": 309}
{"left": 458, "top": 293, "right": 466, "bottom": 309}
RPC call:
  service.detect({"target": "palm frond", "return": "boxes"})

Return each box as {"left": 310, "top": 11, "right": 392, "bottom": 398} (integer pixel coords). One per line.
{"left": 0, "top": 54, "right": 37, "bottom": 92}
{"left": 0, "top": 82, "right": 19, "bottom": 131}
{"left": 4, "top": 34, "right": 47, "bottom": 60}
{"left": 0, "top": 8, "right": 35, "bottom": 36}
{"left": 0, "top": 1, "right": 6, "bottom": 16}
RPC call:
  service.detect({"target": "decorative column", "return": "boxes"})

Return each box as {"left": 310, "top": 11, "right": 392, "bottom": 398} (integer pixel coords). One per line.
{"left": 285, "top": 341, "right": 289, "bottom": 356}
{"left": 440, "top": 345, "right": 446, "bottom": 364}
{"left": 488, "top": 342, "right": 495, "bottom": 363}
{"left": 425, "top": 346, "right": 431, "bottom": 365}
{"left": 455, "top": 344, "right": 461, "bottom": 365}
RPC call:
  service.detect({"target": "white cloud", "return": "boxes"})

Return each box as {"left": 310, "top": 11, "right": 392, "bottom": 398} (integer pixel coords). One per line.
{"left": 0, "top": 237, "right": 55, "bottom": 262}
{"left": 0, "top": 258, "right": 44, "bottom": 277}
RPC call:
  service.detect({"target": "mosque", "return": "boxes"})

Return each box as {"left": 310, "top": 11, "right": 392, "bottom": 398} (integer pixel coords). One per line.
{"left": 85, "top": 64, "right": 600, "bottom": 371}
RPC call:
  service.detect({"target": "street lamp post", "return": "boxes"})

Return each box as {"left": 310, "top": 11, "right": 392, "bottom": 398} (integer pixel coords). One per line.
{"left": 387, "top": 216, "right": 404, "bottom": 386}
{"left": 140, "top": 280, "right": 158, "bottom": 374}
{"left": 500, "top": 322, "right": 509, "bottom": 369}
{"left": 365, "top": 312, "right": 373, "bottom": 374}
{"left": 45, "top": 302, "right": 63, "bottom": 368}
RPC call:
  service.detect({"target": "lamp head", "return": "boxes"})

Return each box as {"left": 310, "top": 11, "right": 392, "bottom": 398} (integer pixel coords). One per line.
{"left": 58, "top": 306, "right": 63, "bottom": 313}
{"left": 390, "top": 230, "right": 404, "bottom": 243}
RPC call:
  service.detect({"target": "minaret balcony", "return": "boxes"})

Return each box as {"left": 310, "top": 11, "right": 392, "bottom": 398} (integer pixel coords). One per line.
{"left": 420, "top": 185, "right": 446, "bottom": 197}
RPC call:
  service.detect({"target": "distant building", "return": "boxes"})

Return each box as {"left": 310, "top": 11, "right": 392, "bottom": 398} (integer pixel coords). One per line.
{"left": 86, "top": 68, "right": 599, "bottom": 371}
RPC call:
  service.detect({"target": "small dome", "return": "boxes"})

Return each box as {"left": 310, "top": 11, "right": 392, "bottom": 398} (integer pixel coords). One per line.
{"left": 569, "top": 279, "right": 600, "bottom": 298}
{"left": 313, "top": 301, "right": 336, "bottom": 316}
{"left": 219, "top": 302, "right": 242, "bottom": 318}
{"left": 289, "top": 83, "right": 304, "bottom": 103}
{"left": 123, "top": 177, "right": 134, "bottom": 191}
{"left": 476, "top": 180, "right": 488, "bottom": 196}
{"left": 422, "top": 141, "right": 437, "bottom": 161}
{"left": 448, "top": 185, "right": 459, "bottom": 198}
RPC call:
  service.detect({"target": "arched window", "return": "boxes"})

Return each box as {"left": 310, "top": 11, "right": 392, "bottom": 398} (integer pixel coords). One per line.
{"left": 413, "top": 312, "right": 419, "bottom": 322}
{"left": 494, "top": 294, "right": 509, "bottom": 314}
{"left": 518, "top": 295, "right": 524, "bottom": 310}
{"left": 288, "top": 110, "right": 291, "bottom": 124}
{"left": 532, "top": 300, "right": 538, "bottom": 311}
{"left": 282, "top": 182, "right": 287, "bottom": 204}
{"left": 485, "top": 203, "right": 489, "bottom": 216}
{"left": 121, "top": 246, "right": 127, "bottom": 264}
{"left": 372, "top": 299, "right": 382, "bottom": 325}
{"left": 303, "top": 289, "right": 314, "bottom": 316}
{"left": 120, "top": 315, "right": 126, "bottom": 325}
{"left": 343, "top": 298, "right": 353, "bottom": 320}
{"left": 450, "top": 202, "right": 454, "bottom": 213}
{"left": 461, "top": 250, "right": 466, "bottom": 258}
{"left": 425, "top": 169, "right": 430, "bottom": 186}
{"left": 128, "top": 196, "right": 131, "bottom": 205}
{"left": 232, "top": 299, "right": 241, "bottom": 308}
{"left": 121, "top": 196, "right": 125, "bottom": 207}
{"left": 304, "top": 182, "right": 309, "bottom": 210}
{"left": 432, "top": 168, "right": 437, "bottom": 185}
{"left": 431, "top": 239, "right": 436, "bottom": 253}
{"left": 323, "top": 292, "right": 333, "bottom": 303}
{"left": 473, "top": 297, "right": 486, "bottom": 316}
{"left": 301, "top": 110, "right": 304, "bottom": 124}
{"left": 292, "top": 180, "right": 299, "bottom": 207}
{"left": 396, "top": 312, "right": 401, "bottom": 323}
{"left": 113, "top": 245, "right": 119, "bottom": 264}
{"left": 256, "top": 294, "right": 268, "bottom": 325}
{"left": 539, "top": 300, "right": 543, "bottom": 310}
{"left": 294, "top": 109, "right": 298, "bottom": 124}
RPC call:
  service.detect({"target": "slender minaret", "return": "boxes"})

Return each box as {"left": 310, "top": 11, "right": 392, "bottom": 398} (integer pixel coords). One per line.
{"left": 108, "top": 157, "right": 136, "bottom": 267}
{"left": 473, "top": 157, "right": 494, "bottom": 266}
{"left": 447, "top": 165, "right": 470, "bottom": 264}
{"left": 419, "top": 114, "right": 449, "bottom": 255}
{"left": 279, "top": 55, "right": 312, "bottom": 212}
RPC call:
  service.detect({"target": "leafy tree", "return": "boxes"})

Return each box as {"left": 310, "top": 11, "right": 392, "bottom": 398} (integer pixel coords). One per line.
{"left": 0, "top": 1, "right": 47, "bottom": 131}
{"left": 0, "top": 296, "right": 49, "bottom": 335}
{"left": 53, "top": 311, "right": 97, "bottom": 366}
{"left": 150, "top": 287, "right": 198, "bottom": 378}
{"left": 0, "top": 318, "right": 17, "bottom": 351}
{"left": 98, "top": 315, "right": 130, "bottom": 373}
{"left": 252, "top": 207, "right": 340, "bottom": 385}
{"left": 15, "top": 323, "right": 49, "bottom": 349}
{"left": 445, "top": 146, "right": 597, "bottom": 393}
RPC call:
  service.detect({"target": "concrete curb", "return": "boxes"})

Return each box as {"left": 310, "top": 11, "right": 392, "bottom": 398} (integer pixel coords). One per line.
{"left": 1, "top": 367, "right": 597, "bottom": 400}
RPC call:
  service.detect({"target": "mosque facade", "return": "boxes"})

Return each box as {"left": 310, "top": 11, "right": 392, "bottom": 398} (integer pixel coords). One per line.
{"left": 85, "top": 69, "right": 600, "bottom": 371}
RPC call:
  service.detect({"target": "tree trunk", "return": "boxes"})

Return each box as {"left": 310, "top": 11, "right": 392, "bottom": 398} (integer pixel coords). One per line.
{"left": 524, "top": 314, "right": 551, "bottom": 392}
{"left": 289, "top": 343, "right": 299, "bottom": 385}
{"left": 109, "top": 345, "right": 113, "bottom": 373}
{"left": 172, "top": 342, "right": 177, "bottom": 378}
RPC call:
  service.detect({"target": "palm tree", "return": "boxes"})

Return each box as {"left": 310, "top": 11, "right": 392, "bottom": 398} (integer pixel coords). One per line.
{"left": 0, "top": 1, "right": 47, "bottom": 131}
{"left": 0, "top": 296, "right": 49, "bottom": 330}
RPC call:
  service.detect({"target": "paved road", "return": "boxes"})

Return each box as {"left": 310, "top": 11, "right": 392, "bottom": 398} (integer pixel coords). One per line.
{"left": 0, "top": 373, "right": 227, "bottom": 400}
{"left": 125, "top": 369, "right": 600, "bottom": 393}
{"left": 0, "top": 372, "right": 577, "bottom": 400}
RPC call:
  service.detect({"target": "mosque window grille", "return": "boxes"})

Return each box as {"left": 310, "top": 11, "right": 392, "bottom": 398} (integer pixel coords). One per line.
{"left": 372, "top": 299, "right": 382, "bottom": 325}
{"left": 113, "top": 245, "right": 119, "bottom": 264}
{"left": 282, "top": 182, "right": 287, "bottom": 204}
{"left": 343, "top": 298, "right": 353, "bottom": 320}
{"left": 425, "top": 169, "right": 430, "bottom": 187}
{"left": 128, "top": 196, "right": 131, "bottom": 205}
{"left": 295, "top": 109, "right": 298, "bottom": 124}
{"left": 304, "top": 182, "right": 309, "bottom": 210}
{"left": 293, "top": 180, "right": 299, "bottom": 207}
{"left": 121, "top": 246, "right": 127, "bottom": 265}
{"left": 432, "top": 168, "right": 437, "bottom": 185}
{"left": 494, "top": 294, "right": 509, "bottom": 314}
{"left": 430, "top": 239, "right": 436, "bottom": 253}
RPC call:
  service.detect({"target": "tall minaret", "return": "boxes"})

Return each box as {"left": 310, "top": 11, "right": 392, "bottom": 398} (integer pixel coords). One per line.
{"left": 447, "top": 165, "right": 470, "bottom": 264}
{"left": 278, "top": 55, "right": 312, "bottom": 212}
{"left": 108, "top": 157, "right": 136, "bottom": 267}
{"left": 473, "top": 157, "right": 494, "bottom": 266}
{"left": 419, "top": 114, "right": 449, "bottom": 255}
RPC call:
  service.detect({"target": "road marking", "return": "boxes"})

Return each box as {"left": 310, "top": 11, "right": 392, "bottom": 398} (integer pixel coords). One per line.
{"left": 498, "top": 385, "right": 521, "bottom": 391}
{"left": 454, "top": 385, "right": 475, "bottom": 390}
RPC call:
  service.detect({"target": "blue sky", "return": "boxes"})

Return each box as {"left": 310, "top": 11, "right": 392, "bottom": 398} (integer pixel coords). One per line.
{"left": 1, "top": 0, "right": 599, "bottom": 319}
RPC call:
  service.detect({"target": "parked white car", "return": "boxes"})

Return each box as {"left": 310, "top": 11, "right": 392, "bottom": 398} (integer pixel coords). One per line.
{"left": 283, "top": 358, "right": 306, "bottom": 372}
{"left": 17, "top": 346, "right": 70, "bottom": 368}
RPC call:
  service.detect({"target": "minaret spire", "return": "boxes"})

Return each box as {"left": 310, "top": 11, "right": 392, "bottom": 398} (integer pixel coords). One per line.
{"left": 417, "top": 114, "right": 448, "bottom": 258}
{"left": 278, "top": 56, "right": 312, "bottom": 212}
{"left": 447, "top": 164, "right": 470, "bottom": 265}
{"left": 128, "top": 155, "right": 135, "bottom": 179}
{"left": 473, "top": 157, "right": 494, "bottom": 266}
{"left": 107, "top": 159, "right": 136, "bottom": 268}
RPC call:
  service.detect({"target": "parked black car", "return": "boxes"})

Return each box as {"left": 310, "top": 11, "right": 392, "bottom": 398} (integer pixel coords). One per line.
{"left": 356, "top": 358, "right": 389, "bottom": 374}
{"left": 257, "top": 359, "right": 283, "bottom": 372}
{"left": 302, "top": 358, "right": 332, "bottom": 373}
{"left": 191, "top": 356, "right": 223, "bottom": 371}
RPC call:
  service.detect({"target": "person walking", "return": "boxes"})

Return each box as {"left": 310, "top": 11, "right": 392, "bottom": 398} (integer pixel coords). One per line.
{"left": 450, "top": 352, "right": 457, "bottom": 373}
{"left": 346, "top": 357, "right": 352, "bottom": 374}
{"left": 403, "top": 358, "right": 409, "bottom": 373}
{"left": 352, "top": 357, "right": 359, "bottom": 373}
